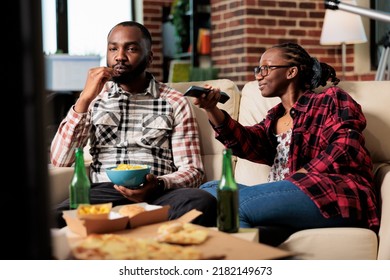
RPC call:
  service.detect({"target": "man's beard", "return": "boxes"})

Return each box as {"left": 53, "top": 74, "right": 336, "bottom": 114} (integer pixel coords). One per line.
{"left": 110, "top": 57, "right": 148, "bottom": 84}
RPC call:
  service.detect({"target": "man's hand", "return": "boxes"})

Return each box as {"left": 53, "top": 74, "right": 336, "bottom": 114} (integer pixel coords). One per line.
{"left": 113, "top": 173, "right": 160, "bottom": 203}
{"left": 74, "top": 66, "right": 114, "bottom": 113}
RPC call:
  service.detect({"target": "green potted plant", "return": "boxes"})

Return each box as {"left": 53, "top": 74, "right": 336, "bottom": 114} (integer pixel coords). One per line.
{"left": 170, "top": 0, "right": 190, "bottom": 54}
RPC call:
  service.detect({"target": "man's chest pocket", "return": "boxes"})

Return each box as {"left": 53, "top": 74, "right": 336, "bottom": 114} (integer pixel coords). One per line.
{"left": 93, "top": 111, "right": 121, "bottom": 145}
{"left": 141, "top": 114, "right": 173, "bottom": 147}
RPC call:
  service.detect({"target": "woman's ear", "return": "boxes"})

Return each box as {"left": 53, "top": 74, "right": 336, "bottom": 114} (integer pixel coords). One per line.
{"left": 287, "top": 66, "right": 299, "bottom": 79}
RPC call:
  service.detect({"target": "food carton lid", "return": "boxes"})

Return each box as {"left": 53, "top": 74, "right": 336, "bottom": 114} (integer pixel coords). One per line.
{"left": 62, "top": 210, "right": 128, "bottom": 237}
{"left": 176, "top": 209, "right": 203, "bottom": 223}
{"left": 112, "top": 203, "right": 170, "bottom": 228}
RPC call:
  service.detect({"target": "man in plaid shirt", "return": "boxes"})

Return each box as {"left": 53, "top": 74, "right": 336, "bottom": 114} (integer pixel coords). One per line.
{"left": 51, "top": 21, "right": 216, "bottom": 228}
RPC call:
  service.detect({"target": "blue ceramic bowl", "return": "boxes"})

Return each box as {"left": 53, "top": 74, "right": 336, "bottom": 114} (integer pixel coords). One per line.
{"left": 106, "top": 164, "right": 151, "bottom": 189}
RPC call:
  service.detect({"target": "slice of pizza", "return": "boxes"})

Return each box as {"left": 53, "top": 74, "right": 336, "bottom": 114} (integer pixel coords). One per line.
{"left": 156, "top": 222, "right": 209, "bottom": 245}
{"left": 72, "top": 233, "right": 203, "bottom": 260}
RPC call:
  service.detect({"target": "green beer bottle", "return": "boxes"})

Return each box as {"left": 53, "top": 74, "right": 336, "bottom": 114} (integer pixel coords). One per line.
{"left": 69, "top": 147, "right": 91, "bottom": 209}
{"left": 217, "top": 148, "right": 239, "bottom": 233}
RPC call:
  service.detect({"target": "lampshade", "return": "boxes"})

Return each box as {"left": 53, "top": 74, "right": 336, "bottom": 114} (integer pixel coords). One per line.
{"left": 320, "top": 0, "right": 367, "bottom": 78}
{"left": 320, "top": 0, "right": 367, "bottom": 45}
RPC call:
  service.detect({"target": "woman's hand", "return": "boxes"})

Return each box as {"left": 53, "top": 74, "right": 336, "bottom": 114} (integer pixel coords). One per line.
{"left": 192, "top": 84, "right": 221, "bottom": 110}
{"left": 193, "top": 85, "right": 226, "bottom": 126}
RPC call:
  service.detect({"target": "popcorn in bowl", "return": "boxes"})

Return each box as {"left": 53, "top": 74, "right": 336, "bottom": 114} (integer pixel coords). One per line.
{"left": 106, "top": 164, "right": 151, "bottom": 189}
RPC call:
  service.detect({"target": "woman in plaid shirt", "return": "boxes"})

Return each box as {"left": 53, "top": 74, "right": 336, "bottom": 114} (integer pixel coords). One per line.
{"left": 51, "top": 21, "right": 216, "bottom": 228}
{"left": 195, "top": 42, "right": 379, "bottom": 244}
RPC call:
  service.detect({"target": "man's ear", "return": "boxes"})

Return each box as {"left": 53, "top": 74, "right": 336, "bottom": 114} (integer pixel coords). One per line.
{"left": 148, "top": 51, "right": 153, "bottom": 66}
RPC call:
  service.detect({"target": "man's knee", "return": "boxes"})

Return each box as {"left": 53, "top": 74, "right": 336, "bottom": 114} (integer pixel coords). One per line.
{"left": 177, "top": 188, "right": 217, "bottom": 227}
{"left": 160, "top": 188, "right": 217, "bottom": 227}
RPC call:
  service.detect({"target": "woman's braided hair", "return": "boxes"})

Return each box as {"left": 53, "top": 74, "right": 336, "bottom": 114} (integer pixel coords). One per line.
{"left": 270, "top": 42, "right": 340, "bottom": 90}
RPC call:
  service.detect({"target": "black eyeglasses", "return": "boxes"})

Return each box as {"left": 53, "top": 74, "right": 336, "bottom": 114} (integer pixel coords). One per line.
{"left": 254, "top": 65, "right": 295, "bottom": 77}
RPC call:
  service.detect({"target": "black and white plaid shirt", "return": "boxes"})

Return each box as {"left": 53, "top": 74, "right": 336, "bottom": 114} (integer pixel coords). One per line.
{"left": 51, "top": 74, "right": 204, "bottom": 189}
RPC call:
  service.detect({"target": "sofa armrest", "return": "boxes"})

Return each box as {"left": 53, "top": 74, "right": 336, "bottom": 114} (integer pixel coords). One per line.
{"left": 374, "top": 163, "right": 390, "bottom": 260}
{"left": 48, "top": 154, "right": 93, "bottom": 207}
{"left": 48, "top": 166, "right": 74, "bottom": 206}
{"left": 48, "top": 162, "right": 92, "bottom": 207}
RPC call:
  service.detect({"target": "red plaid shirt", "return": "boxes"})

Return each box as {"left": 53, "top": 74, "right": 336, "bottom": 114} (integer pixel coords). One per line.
{"left": 213, "top": 86, "right": 379, "bottom": 232}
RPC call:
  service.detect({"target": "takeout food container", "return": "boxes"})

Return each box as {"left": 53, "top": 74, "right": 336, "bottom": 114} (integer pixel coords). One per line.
{"left": 112, "top": 203, "right": 170, "bottom": 229}
{"left": 63, "top": 203, "right": 169, "bottom": 237}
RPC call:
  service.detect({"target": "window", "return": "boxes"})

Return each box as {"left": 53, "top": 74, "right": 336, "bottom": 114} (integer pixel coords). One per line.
{"left": 42, "top": 0, "right": 134, "bottom": 64}
{"left": 42, "top": 0, "right": 57, "bottom": 54}
{"left": 370, "top": 0, "right": 390, "bottom": 68}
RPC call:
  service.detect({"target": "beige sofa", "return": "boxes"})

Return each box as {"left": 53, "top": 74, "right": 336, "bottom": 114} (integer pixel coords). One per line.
{"left": 49, "top": 79, "right": 390, "bottom": 260}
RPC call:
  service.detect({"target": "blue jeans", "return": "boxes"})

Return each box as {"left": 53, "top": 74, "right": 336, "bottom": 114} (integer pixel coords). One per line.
{"left": 200, "top": 180, "right": 361, "bottom": 229}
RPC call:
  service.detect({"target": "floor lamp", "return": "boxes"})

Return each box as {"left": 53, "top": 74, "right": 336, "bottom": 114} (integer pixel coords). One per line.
{"left": 320, "top": 0, "right": 367, "bottom": 78}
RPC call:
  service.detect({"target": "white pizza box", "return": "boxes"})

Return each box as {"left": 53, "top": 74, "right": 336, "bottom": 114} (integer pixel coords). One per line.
{"left": 62, "top": 203, "right": 170, "bottom": 237}
{"left": 112, "top": 203, "right": 170, "bottom": 229}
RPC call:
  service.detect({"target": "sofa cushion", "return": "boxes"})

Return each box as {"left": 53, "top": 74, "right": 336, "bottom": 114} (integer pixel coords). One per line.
{"left": 336, "top": 81, "right": 390, "bottom": 164}
{"left": 168, "top": 79, "right": 241, "bottom": 182}
{"left": 278, "top": 227, "right": 378, "bottom": 260}
{"left": 237, "top": 81, "right": 279, "bottom": 125}
{"left": 48, "top": 166, "right": 74, "bottom": 206}
{"left": 234, "top": 81, "right": 278, "bottom": 185}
